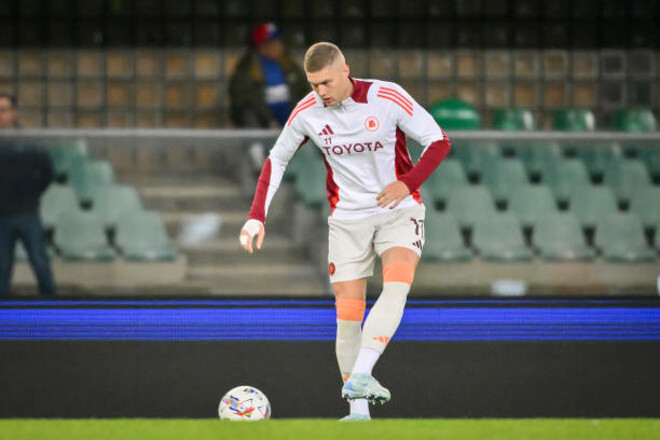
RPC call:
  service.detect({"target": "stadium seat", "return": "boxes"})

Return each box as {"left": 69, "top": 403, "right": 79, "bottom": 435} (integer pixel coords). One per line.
{"left": 508, "top": 185, "right": 558, "bottom": 228}
{"left": 603, "top": 159, "right": 652, "bottom": 202}
{"left": 285, "top": 145, "right": 319, "bottom": 182}
{"left": 295, "top": 155, "right": 326, "bottom": 208}
{"left": 533, "top": 213, "right": 595, "bottom": 261}
{"left": 492, "top": 108, "right": 536, "bottom": 131}
{"left": 574, "top": 142, "right": 622, "bottom": 178}
{"left": 54, "top": 211, "right": 116, "bottom": 261}
{"left": 429, "top": 99, "right": 481, "bottom": 130}
{"left": 91, "top": 185, "right": 143, "bottom": 230}
{"left": 116, "top": 211, "right": 177, "bottom": 261}
{"left": 518, "top": 142, "right": 563, "bottom": 177}
{"left": 637, "top": 148, "right": 660, "bottom": 180}
{"left": 569, "top": 186, "right": 619, "bottom": 228}
{"left": 14, "top": 242, "right": 27, "bottom": 262}
{"left": 543, "top": 159, "right": 591, "bottom": 202}
{"left": 613, "top": 108, "right": 657, "bottom": 132}
{"left": 552, "top": 108, "right": 596, "bottom": 131}
{"left": 481, "top": 158, "right": 529, "bottom": 203}
{"left": 452, "top": 142, "right": 500, "bottom": 178}
{"left": 68, "top": 159, "right": 116, "bottom": 203}
{"left": 472, "top": 213, "right": 534, "bottom": 261}
{"left": 595, "top": 213, "right": 656, "bottom": 262}
{"left": 40, "top": 184, "right": 81, "bottom": 230}
{"left": 424, "top": 159, "right": 468, "bottom": 205}
{"left": 629, "top": 186, "right": 660, "bottom": 228}
{"left": 46, "top": 140, "right": 88, "bottom": 179}
{"left": 446, "top": 186, "right": 496, "bottom": 228}
{"left": 423, "top": 212, "right": 473, "bottom": 261}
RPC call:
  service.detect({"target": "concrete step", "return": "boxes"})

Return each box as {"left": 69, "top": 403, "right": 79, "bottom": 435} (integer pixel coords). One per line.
{"left": 187, "top": 263, "right": 327, "bottom": 295}
{"left": 180, "top": 234, "right": 302, "bottom": 265}
{"left": 162, "top": 210, "right": 246, "bottom": 239}
{"left": 139, "top": 185, "right": 248, "bottom": 212}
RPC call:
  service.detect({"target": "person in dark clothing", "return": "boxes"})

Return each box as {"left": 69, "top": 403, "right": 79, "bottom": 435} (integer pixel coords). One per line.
{"left": 0, "top": 93, "right": 56, "bottom": 297}
{"left": 229, "top": 22, "right": 309, "bottom": 128}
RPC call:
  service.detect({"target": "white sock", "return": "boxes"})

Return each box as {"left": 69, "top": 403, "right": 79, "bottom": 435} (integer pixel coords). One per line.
{"left": 352, "top": 282, "right": 411, "bottom": 374}
{"left": 336, "top": 319, "right": 369, "bottom": 416}
{"left": 349, "top": 398, "right": 369, "bottom": 416}
{"left": 351, "top": 348, "right": 381, "bottom": 375}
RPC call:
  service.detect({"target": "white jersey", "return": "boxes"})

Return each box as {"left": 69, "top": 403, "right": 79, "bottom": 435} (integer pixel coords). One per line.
{"left": 248, "top": 78, "right": 450, "bottom": 222}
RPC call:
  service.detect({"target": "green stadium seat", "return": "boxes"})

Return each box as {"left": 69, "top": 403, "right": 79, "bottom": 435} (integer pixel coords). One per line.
{"left": 295, "top": 154, "right": 326, "bottom": 208}
{"left": 453, "top": 142, "right": 500, "bottom": 178}
{"left": 603, "top": 159, "right": 652, "bottom": 202}
{"left": 508, "top": 185, "right": 558, "bottom": 228}
{"left": 285, "top": 145, "right": 319, "bottom": 182}
{"left": 552, "top": 108, "right": 596, "bottom": 131}
{"left": 14, "top": 242, "right": 28, "bottom": 262}
{"left": 575, "top": 142, "right": 623, "bottom": 178}
{"left": 429, "top": 99, "right": 480, "bottom": 130}
{"left": 446, "top": 186, "right": 496, "bottom": 228}
{"left": 473, "top": 213, "right": 534, "bottom": 261}
{"left": 570, "top": 186, "right": 619, "bottom": 228}
{"left": 40, "top": 184, "right": 81, "bottom": 229}
{"left": 518, "top": 142, "right": 563, "bottom": 176}
{"left": 492, "top": 108, "right": 536, "bottom": 131}
{"left": 595, "top": 213, "right": 656, "bottom": 262}
{"left": 423, "top": 212, "right": 473, "bottom": 261}
{"left": 637, "top": 148, "right": 660, "bottom": 180}
{"left": 543, "top": 159, "right": 591, "bottom": 202}
{"left": 533, "top": 213, "right": 595, "bottom": 261}
{"left": 46, "top": 140, "right": 89, "bottom": 179}
{"left": 424, "top": 159, "right": 468, "bottom": 204}
{"left": 481, "top": 158, "right": 529, "bottom": 203}
{"left": 68, "top": 159, "right": 116, "bottom": 203}
{"left": 91, "top": 185, "right": 143, "bottom": 229}
{"left": 54, "top": 211, "right": 116, "bottom": 261}
{"left": 629, "top": 186, "right": 660, "bottom": 228}
{"left": 613, "top": 108, "right": 657, "bottom": 132}
{"left": 116, "top": 211, "right": 177, "bottom": 261}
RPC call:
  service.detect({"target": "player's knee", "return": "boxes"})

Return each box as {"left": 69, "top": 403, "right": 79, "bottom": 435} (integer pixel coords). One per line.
{"left": 335, "top": 298, "right": 366, "bottom": 322}
{"left": 382, "top": 260, "right": 415, "bottom": 285}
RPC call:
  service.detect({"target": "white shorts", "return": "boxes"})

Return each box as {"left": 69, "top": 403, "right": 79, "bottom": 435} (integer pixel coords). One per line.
{"left": 327, "top": 204, "right": 426, "bottom": 283}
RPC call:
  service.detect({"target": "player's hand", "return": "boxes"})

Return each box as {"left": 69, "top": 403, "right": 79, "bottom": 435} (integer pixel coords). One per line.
{"left": 377, "top": 181, "right": 411, "bottom": 209}
{"left": 239, "top": 219, "right": 265, "bottom": 254}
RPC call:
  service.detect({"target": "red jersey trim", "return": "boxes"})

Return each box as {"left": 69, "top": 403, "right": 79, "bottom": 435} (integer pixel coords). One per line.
{"left": 350, "top": 78, "right": 372, "bottom": 103}
{"left": 394, "top": 127, "right": 422, "bottom": 204}
{"left": 322, "top": 155, "right": 340, "bottom": 214}
{"left": 248, "top": 136, "right": 310, "bottom": 222}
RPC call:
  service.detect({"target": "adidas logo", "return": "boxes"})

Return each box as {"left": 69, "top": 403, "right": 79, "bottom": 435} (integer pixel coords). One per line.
{"left": 318, "top": 124, "right": 334, "bottom": 136}
{"left": 372, "top": 336, "right": 390, "bottom": 345}
{"left": 412, "top": 240, "right": 422, "bottom": 250}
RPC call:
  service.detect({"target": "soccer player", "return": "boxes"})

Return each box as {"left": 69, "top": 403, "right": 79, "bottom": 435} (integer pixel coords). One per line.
{"left": 239, "top": 42, "right": 450, "bottom": 421}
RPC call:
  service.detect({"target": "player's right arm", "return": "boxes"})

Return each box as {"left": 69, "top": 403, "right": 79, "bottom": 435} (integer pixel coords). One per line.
{"left": 239, "top": 109, "right": 311, "bottom": 254}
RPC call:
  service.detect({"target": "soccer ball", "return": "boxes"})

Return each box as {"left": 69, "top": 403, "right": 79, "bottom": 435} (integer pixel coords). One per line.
{"left": 218, "top": 386, "right": 271, "bottom": 421}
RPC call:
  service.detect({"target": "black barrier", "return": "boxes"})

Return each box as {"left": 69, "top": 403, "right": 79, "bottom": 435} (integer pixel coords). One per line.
{"left": 1, "top": 340, "right": 658, "bottom": 418}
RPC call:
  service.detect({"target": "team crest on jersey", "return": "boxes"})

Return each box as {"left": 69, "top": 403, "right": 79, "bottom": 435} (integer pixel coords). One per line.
{"left": 364, "top": 116, "right": 379, "bottom": 132}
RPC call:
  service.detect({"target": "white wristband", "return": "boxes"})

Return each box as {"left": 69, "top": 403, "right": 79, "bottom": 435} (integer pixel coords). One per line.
{"left": 243, "top": 219, "right": 263, "bottom": 237}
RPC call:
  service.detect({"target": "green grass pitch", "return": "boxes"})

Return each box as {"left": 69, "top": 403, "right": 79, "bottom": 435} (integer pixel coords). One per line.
{"left": 1, "top": 419, "right": 658, "bottom": 440}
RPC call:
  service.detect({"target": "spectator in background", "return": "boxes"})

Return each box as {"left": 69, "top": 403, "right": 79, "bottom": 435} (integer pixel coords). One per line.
{"left": 0, "top": 93, "right": 56, "bottom": 297}
{"left": 229, "top": 22, "right": 308, "bottom": 128}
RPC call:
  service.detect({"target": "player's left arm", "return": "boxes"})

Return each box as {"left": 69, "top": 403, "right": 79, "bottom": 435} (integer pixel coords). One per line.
{"left": 377, "top": 84, "right": 451, "bottom": 209}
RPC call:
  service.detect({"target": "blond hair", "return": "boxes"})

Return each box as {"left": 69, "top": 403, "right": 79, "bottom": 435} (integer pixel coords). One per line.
{"left": 304, "top": 42, "right": 345, "bottom": 72}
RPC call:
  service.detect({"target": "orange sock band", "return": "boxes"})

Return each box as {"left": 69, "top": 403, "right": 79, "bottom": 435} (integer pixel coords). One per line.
{"left": 335, "top": 298, "right": 366, "bottom": 322}
{"left": 383, "top": 261, "right": 415, "bottom": 285}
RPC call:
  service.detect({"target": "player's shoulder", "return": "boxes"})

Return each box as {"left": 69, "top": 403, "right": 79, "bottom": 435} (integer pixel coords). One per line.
{"left": 287, "top": 92, "right": 321, "bottom": 126}
{"left": 371, "top": 80, "right": 414, "bottom": 116}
